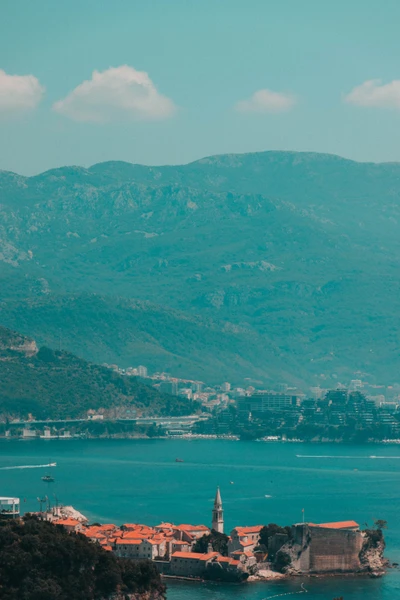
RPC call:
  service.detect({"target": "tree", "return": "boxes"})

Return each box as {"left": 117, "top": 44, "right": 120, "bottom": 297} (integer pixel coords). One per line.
{"left": 0, "top": 516, "right": 165, "bottom": 600}
{"left": 259, "top": 523, "right": 290, "bottom": 549}
{"left": 193, "top": 530, "right": 229, "bottom": 556}
{"left": 274, "top": 550, "right": 292, "bottom": 573}
{"left": 374, "top": 519, "right": 388, "bottom": 531}
{"left": 37, "top": 346, "right": 57, "bottom": 363}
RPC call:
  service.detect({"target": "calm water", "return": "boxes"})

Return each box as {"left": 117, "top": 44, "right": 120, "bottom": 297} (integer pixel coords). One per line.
{"left": 0, "top": 438, "right": 399, "bottom": 599}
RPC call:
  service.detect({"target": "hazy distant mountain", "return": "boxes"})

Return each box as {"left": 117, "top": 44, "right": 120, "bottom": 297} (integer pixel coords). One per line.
{"left": 1, "top": 150, "right": 400, "bottom": 385}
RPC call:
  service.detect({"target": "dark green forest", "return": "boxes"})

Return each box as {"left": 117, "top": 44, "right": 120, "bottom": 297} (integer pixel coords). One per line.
{"left": 0, "top": 516, "right": 165, "bottom": 600}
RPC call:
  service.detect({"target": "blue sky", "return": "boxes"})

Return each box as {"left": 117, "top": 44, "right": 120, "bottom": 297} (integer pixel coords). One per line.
{"left": 2, "top": 0, "right": 400, "bottom": 174}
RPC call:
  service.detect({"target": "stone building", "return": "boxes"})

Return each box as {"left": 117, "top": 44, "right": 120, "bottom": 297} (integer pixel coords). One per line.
{"left": 277, "top": 521, "right": 364, "bottom": 573}
{"left": 170, "top": 551, "right": 219, "bottom": 576}
{"left": 228, "top": 525, "right": 262, "bottom": 555}
{"left": 212, "top": 487, "right": 224, "bottom": 533}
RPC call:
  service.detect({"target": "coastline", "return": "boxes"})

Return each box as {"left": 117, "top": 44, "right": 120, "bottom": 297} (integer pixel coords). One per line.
{"left": 3, "top": 433, "right": 400, "bottom": 445}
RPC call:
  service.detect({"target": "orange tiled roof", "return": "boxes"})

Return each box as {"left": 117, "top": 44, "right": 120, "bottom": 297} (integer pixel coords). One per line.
{"left": 54, "top": 518, "right": 80, "bottom": 526}
{"left": 171, "top": 551, "right": 218, "bottom": 560}
{"left": 178, "top": 524, "right": 209, "bottom": 531}
{"left": 112, "top": 529, "right": 124, "bottom": 538}
{"left": 123, "top": 531, "right": 147, "bottom": 539}
{"left": 103, "top": 545, "right": 112, "bottom": 552}
{"left": 172, "top": 551, "right": 203, "bottom": 559}
{"left": 216, "top": 556, "right": 241, "bottom": 566}
{"left": 116, "top": 538, "right": 142, "bottom": 545}
{"left": 199, "top": 552, "right": 219, "bottom": 561}
{"left": 235, "top": 526, "right": 263, "bottom": 534}
{"left": 240, "top": 541, "right": 255, "bottom": 547}
{"left": 89, "top": 532, "right": 107, "bottom": 540}
{"left": 313, "top": 520, "right": 359, "bottom": 530}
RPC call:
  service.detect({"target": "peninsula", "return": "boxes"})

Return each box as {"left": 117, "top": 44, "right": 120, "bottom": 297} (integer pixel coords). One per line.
{"left": 27, "top": 488, "right": 387, "bottom": 584}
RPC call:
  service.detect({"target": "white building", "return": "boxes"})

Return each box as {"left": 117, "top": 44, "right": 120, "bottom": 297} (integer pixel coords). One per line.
{"left": 0, "top": 497, "right": 20, "bottom": 519}
{"left": 115, "top": 538, "right": 165, "bottom": 560}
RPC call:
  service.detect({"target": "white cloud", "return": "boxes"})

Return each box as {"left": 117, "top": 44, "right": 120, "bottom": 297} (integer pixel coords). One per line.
{"left": 0, "top": 70, "right": 44, "bottom": 114}
{"left": 345, "top": 79, "right": 400, "bottom": 110}
{"left": 235, "top": 88, "right": 296, "bottom": 114}
{"left": 53, "top": 65, "right": 176, "bottom": 122}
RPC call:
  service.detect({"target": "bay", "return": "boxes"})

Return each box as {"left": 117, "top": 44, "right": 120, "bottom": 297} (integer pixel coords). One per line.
{"left": 0, "top": 438, "right": 399, "bottom": 599}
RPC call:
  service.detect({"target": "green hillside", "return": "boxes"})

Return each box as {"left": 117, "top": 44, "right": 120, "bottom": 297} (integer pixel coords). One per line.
{"left": 0, "top": 325, "right": 195, "bottom": 420}
{"left": 1, "top": 150, "right": 400, "bottom": 385}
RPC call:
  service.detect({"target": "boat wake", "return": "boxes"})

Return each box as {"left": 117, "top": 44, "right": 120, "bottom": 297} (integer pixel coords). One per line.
{"left": 296, "top": 454, "right": 400, "bottom": 459}
{"left": 0, "top": 462, "right": 57, "bottom": 470}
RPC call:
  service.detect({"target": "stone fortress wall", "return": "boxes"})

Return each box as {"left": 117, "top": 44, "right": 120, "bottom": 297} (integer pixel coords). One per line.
{"left": 288, "top": 524, "right": 364, "bottom": 573}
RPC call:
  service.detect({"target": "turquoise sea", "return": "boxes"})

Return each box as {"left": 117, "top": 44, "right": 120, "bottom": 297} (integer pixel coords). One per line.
{"left": 0, "top": 438, "right": 399, "bottom": 599}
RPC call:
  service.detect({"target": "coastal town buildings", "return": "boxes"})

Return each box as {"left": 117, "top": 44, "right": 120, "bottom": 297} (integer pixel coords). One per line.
{"left": 43, "top": 491, "right": 385, "bottom": 580}
{"left": 228, "top": 525, "right": 263, "bottom": 555}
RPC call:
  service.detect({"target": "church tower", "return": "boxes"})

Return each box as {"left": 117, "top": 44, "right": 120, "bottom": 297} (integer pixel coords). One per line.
{"left": 212, "top": 486, "right": 224, "bottom": 533}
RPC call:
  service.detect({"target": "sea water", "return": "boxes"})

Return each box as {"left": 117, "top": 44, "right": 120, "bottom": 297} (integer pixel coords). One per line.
{"left": 0, "top": 438, "right": 399, "bottom": 599}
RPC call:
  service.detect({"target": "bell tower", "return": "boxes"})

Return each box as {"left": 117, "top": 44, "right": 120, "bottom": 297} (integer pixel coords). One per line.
{"left": 212, "top": 486, "right": 224, "bottom": 533}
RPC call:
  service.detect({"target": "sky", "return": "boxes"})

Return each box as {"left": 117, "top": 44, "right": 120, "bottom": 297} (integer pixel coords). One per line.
{"left": 2, "top": 0, "right": 400, "bottom": 174}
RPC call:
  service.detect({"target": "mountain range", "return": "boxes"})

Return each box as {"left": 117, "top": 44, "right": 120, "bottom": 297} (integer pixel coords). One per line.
{"left": 1, "top": 150, "right": 400, "bottom": 386}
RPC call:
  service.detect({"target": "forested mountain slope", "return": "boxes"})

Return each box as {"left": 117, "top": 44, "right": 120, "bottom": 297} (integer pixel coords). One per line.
{"left": 0, "top": 326, "right": 194, "bottom": 420}
{"left": 1, "top": 151, "right": 400, "bottom": 385}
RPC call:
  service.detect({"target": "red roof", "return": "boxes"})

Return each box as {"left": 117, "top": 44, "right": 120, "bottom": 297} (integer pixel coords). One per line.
{"left": 87, "top": 532, "right": 107, "bottom": 540}
{"left": 123, "top": 531, "right": 146, "bottom": 539}
{"left": 116, "top": 538, "right": 142, "bottom": 545}
{"left": 313, "top": 520, "right": 359, "bottom": 530}
{"left": 177, "top": 524, "right": 209, "bottom": 532}
{"left": 54, "top": 518, "right": 80, "bottom": 527}
{"left": 240, "top": 540, "right": 255, "bottom": 547}
{"left": 171, "top": 551, "right": 218, "bottom": 561}
{"left": 235, "top": 526, "right": 263, "bottom": 534}
{"left": 172, "top": 551, "right": 204, "bottom": 559}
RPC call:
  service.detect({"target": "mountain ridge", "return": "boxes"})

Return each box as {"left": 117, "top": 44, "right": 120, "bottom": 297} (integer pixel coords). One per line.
{"left": 1, "top": 150, "right": 400, "bottom": 386}
{"left": 4, "top": 149, "right": 400, "bottom": 180}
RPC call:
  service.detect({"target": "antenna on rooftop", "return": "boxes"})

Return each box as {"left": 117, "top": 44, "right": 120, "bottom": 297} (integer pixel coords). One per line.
{"left": 37, "top": 496, "right": 47, "bottom": 513}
